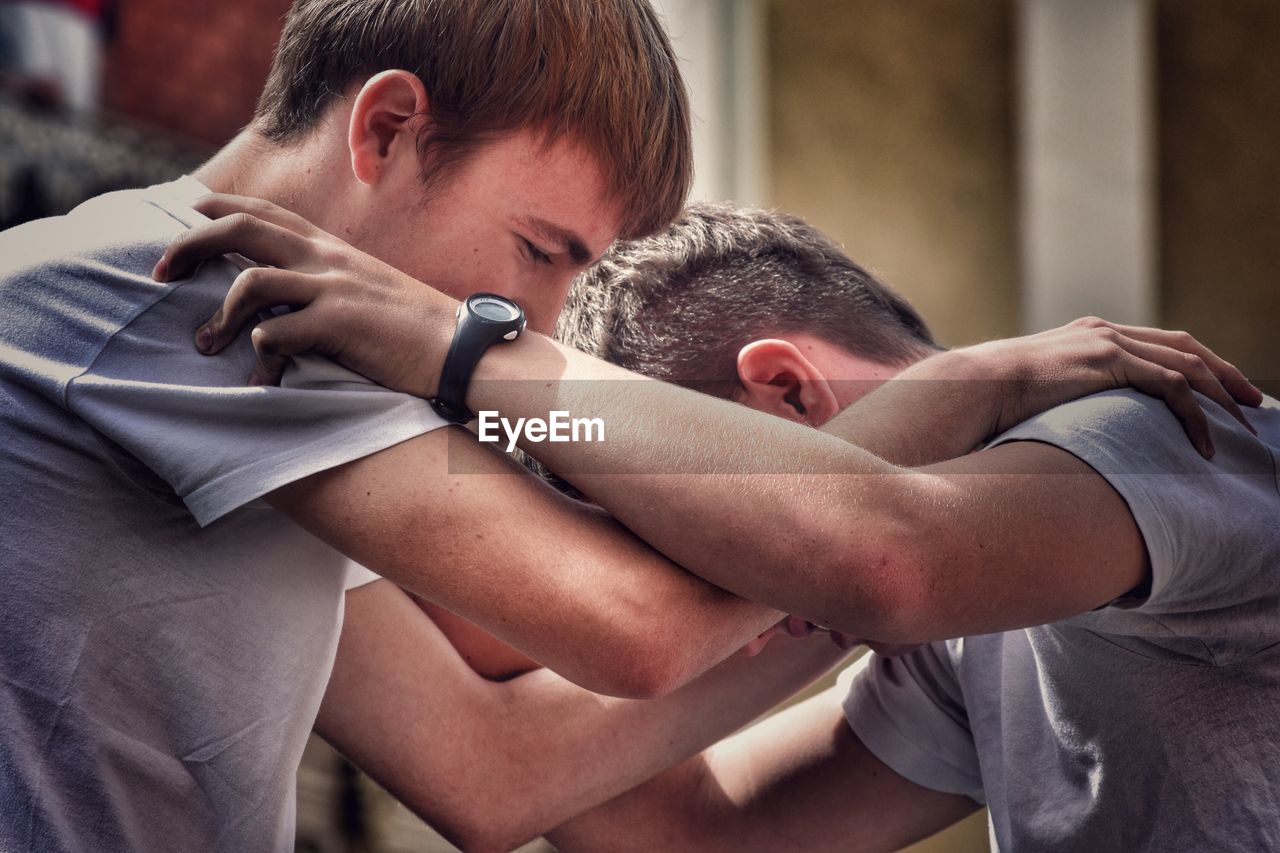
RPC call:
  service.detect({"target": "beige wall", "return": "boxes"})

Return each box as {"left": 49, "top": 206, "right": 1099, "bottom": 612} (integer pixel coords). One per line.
{"left": 768, "top": 0, "right": 1019, "bottom": 349}
{"left": 770, "top": 5, "right": 1010, "bottom": 851}
{"left": 768, "top": 0, "right": 1278, "bottom": 380}
{"left": 1157, "top": 0, "right": 1280, "bottom": 396}
{"left": 765, "top": 3, "right": 1276, "bottom": 851}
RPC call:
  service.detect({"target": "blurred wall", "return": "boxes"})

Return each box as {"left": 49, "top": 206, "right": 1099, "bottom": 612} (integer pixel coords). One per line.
{"left": 764, "top": 3, "right": 1277, "bottom": 850}
{"left": 768, "top": 0, "right": 1019, "bottom": 349}
{"left": 767, "top": 0, "right": 1278, "bottom": 380}
{"left": 767, "top": 8, "right": 1011, "bottom": 848}
{"left": 103, "top": 0, "right": 292, "bottom": 144}
{"left": 1157, "top": 0, "right": 1280, "bottom": 394}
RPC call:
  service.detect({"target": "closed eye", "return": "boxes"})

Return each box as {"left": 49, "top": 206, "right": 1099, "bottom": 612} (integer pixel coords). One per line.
{"left": 522, "top": 237, "right": 553, "bottom": 266}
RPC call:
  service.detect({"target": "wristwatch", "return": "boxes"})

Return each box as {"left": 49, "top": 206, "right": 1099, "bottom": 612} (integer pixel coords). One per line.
{"left": 430, "top": 292, "right": 527, "bottom": 424}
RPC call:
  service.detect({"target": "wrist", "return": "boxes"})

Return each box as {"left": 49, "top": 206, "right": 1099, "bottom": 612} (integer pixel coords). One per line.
{"left": 400, "top": 288, "right": 459, "bottom": 400}
{"left": 429, "top": 293, "right": 526, "bottom": 422}
{"left": 903, "top": 346, "right": 1016, "bottom": 445}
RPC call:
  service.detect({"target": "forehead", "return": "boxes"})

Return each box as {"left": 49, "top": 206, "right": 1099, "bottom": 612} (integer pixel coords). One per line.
{"left": 458, "top": 130, "right": 624, "bottom": 256}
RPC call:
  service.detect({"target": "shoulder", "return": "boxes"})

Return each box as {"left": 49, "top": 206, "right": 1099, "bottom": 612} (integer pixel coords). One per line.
{"left": 987, "top": 389, "right": 1271, "bottom": 478}
{"left": 0, "top": 185, "right": 184, "bottom": 281}
{"left": 995, "top": 389, "right": 1175, "bottom": 446}
{"left": 0, "top": 179, "right": 222, "bottom": 401}
{"left": 993, "top": 391, "right": 1280, "bottom": 634}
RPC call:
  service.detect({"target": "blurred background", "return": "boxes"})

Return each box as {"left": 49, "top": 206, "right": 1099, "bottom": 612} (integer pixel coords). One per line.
{"left": 2, "top": 1, "right": 1275, "bottom": 850}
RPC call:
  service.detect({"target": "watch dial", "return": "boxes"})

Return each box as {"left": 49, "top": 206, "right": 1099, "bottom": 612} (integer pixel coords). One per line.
{"left": 472, "top": 297, "right": 516, "bottom": 322}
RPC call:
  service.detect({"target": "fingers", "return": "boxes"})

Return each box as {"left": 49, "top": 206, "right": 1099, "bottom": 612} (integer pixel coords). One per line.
{"left": 740, "top": 634, "right": 772, "bottom": 657}
{"left": 191, "top": 193, "right": 325, "bottom": 239}
{"left": 1074, "top": 317, "right": 1264, "bottom": 408}
{"left": 783, "top": 615, "right": 815, "bottom": 638}
{"left": 1129, "top": 327, "right": 1262, "bottom": 407}
{"left": 1112, "top": 336, "right": 1255, "bottom": 436}
{"left": 1117, "top": 353, "right": 1214, "bottom": 458}
{"left": 246, "top": 311, "right": 331, "bottom": 387}
{"left": 153, "top": 213, "right": 314, "bottom": 282}
{"left": 195, "top": 267, "right": 323, "bottom": 355}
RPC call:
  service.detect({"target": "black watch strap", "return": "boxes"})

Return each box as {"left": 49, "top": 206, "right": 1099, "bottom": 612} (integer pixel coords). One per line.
{"left": 432, "top": 312, "right": 485, "bottom": 423}
{"left": 431, "top": 294, "right": 525, "bottom": 424}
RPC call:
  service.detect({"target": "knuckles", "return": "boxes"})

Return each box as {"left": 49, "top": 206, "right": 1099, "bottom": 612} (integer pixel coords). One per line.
{"left": 225, "top": 211, "right": 261, "bottom": 237}
{"left": 234, "top": 266, "right": 268, "bottom": 297}
{"left": 1092, "top": 326, "right": 1122, "bottom": 347}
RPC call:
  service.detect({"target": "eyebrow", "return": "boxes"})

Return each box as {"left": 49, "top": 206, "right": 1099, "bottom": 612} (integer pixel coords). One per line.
{"left": 524, "top": 217, "right": 594, "bottom": 265}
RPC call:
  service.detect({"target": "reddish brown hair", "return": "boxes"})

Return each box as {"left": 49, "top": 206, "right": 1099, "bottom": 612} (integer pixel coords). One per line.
{"left": 254, "top": 0, "right": 692, "bottom": 239}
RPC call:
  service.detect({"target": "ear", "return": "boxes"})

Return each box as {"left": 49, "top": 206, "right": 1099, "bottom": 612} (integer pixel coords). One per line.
{"left": 735, "top": 339, "right": 840, "bottom": 426}
{"left": 348, "top": 70, "right": 430, "bottom": 186}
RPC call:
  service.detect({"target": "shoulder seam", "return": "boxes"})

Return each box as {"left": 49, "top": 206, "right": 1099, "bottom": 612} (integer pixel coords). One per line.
{"left": 60, "top": 198, "right": 195, "bottom": 410}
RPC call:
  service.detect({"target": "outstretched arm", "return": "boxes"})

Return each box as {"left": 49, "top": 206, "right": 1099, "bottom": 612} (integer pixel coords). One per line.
{"left": 159, "top": 196, "right": 1263, "bottom": 643}
{"left": 460, "top": 340, "right": 1152, "bottom": 643}
{"left": 546, "top": 683, "right": 978, "bottom": 852}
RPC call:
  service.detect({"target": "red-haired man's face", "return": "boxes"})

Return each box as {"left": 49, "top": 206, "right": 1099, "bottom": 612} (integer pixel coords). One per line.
{"left": 349, "top": 129, "right": 623, "bottom": 336}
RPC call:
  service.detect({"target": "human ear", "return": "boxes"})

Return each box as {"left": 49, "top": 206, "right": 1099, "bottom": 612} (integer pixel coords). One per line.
{"left": 348, "top": 69, "right": 430, "bottom": 185}
{"left": 735, "top": 339, "right": 840, "bottom": 426}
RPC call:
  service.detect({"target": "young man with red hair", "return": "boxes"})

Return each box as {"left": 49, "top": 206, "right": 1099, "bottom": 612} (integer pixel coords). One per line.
{"left": 0, "top": 2, "right": 704, "bottom": 848}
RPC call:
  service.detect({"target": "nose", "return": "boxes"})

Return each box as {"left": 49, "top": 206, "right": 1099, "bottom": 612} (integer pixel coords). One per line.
{"left": 524, "top": 272, "right": 579, "bottom": 335}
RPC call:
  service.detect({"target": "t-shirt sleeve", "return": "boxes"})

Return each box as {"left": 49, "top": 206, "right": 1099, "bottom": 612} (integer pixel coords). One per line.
{"left": 343, "top": 563, "right": 383, "bottom": 591}
{"left": 839, "top": 645, "right": 985, "bottom": 802}
{"left": 986, "top": 389, "right": 1280, "bottom": 652}
{"left": 67, "top": 267, "right": 450, "bottom": 527}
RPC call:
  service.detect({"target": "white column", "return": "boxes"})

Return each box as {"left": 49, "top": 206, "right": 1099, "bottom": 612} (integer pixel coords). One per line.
{"left": 1018, "top": 0, "right": 1155, "bottom": 332}
{"left": 652, "top": 0, "right": 769, "bottom": 205}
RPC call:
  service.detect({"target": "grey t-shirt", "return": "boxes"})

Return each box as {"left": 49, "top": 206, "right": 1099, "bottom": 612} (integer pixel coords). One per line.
{"left": 842, "top": 389, "right": 1280, "bottom": 851}
{"left": 0, "top": 177, "right": 446, "bottom": 851}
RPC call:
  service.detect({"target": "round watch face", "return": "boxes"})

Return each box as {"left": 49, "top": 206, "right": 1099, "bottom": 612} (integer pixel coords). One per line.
{"left": 470, "top": 295, "right": 520, "bottom": 322}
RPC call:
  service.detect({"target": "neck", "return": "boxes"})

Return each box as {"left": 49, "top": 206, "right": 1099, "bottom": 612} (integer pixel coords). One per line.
{"left": 192, "top": 129, "right": 345, "bottom": 234}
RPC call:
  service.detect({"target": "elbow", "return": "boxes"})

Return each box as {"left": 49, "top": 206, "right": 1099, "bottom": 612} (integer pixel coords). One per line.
{"left": 533, "top": 640, "right": 683, "bottom": 700}
{"left": 585, "top": 605, "right": 704, "bottom": 699}
{"left": 389, "top": 718, "right": 543, "bottom": 851}
{"left": 801, "top": 508, "right": 938, "bottom": 645}
{"left": 548, "top": 595, "right": 706, "bottom": 699}
{"left": 581, "top": 632, "right": 690, "bottom": 700}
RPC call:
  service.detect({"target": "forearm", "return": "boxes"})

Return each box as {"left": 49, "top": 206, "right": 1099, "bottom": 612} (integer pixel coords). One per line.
{"left": 272, "top": 432, "right": 782, "bottom": 698}
{"left": 323, "top": 585, "right": 848, "bottom": 851}
{"left": 468, "top": 334, "right": 937, "bottom": 633}
{"left": 821, "top": 349, "right": 1008, "bottom": 465}
{"left": 469, "top": 635, "right": 849, "bottom": 848}
{"left": 548, "top": 684, "right": 978, "bottom": 852}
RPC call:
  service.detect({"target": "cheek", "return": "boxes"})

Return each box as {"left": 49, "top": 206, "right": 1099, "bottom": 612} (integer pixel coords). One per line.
{"left": 520, "top": 276, "right": 575, "bottom": 335}
{"left": 392, "top": 234, "right": 510, "bottom": 301}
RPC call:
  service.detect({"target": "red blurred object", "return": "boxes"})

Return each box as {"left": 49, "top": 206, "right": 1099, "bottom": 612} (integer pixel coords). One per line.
{"left": 102, "top": 0, "right": 293, "bottom": 145}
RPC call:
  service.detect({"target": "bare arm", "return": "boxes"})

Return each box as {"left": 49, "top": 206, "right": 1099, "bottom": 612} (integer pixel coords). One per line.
{"left": 547, "top": 684, "right": 978, "bottom": 852}
{"left": 413, "top": 597, "right": 541, "bottom": 680}
{"left": 268, "top": 429, "right": 780, "bottom": 698}
{"left": 160, "top": 197, "right": 1262, "bottom": 642}
{"left": 317, "top": 579, "right": 849, "bottom": 851}
{"left": 459, "top": 341, "right": 1149, "bottom": 642}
